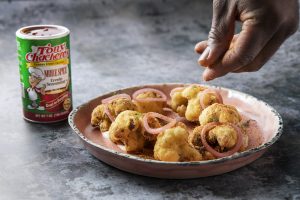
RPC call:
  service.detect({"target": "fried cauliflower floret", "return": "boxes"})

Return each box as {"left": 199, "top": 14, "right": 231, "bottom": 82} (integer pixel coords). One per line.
{"left": 91, "top": 104, "right": 111, "bottom": 132}
{"left": 181, "top": 85, "right": 206, "bottom": 100}
{"left": 171, "top": 85, "right": 222, "bottom": 122}
{"left": 141, "top": 115, "right": 161, "bottom": 142}
{"left": 109, "top": 110, "right": 161, "bottom": 152}
{"left": 109, "top": 110, "right": 145, "bottom": 152}
{"left": 208, "top": 125, "right": 238, "bottom": 150}
{"left": 134, "top": 91, "right": 166, "bottom": 114}
{"left": 108, "top": 98, "right": 137, "bottom": 117}
{"left": 201, "top": 91, "right": 221, "bottom": 108}
{"left": 184, "top": 94, "right": 202, "bottom": 122}
{"left": 208, "top": 124, "right": 248, "bottom": 151}
{"left": 199, "top": 103, "right": 241, "bottom": 125}
{"left": 171, "top": 85, "right": 205, "bottom": 121}
{"left": 170, "top": 88, "right": 187, "bottom": 117}
{"left": 188, "top": 126, "right": 216, "bottom": 160}
{"left": 91, "top": 98, "right": 136, "bottom": 132}
{"left": 181, "top": 85, "right": 206, "bottom": 122}
{"left": 154, "top": 126, "right": 202, "bottom": 162}
{"left": 189, "top": 124, "right": 248, "bottom": 159}
{"left": 188, "top": 126, "right": 203, "bottom": 150}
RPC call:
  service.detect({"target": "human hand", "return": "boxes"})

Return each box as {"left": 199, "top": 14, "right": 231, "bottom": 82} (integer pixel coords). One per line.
{"left": 195, "top": 0, "right": 299, "bottom": 81}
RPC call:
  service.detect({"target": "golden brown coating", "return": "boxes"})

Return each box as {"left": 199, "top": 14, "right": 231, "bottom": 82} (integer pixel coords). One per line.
{"left": 181, "top": 85, "right": 206, "bottom": 100}
{"left": 134, "top": 91, "right": 166, "bottom": 114}
{"left": 184, "top": 95, "right": 202, "bottom": 122}
{"left": 188, "top": 126, "right": 203, "bottom": 150}
{"left": 91, "top": 97, "right": 136, "bottom": 132}
{"left": 91, "top": 104, "right": 111, "bottom": 132}
{"left": 188, "top": 126, "right": 216, "bottom": 160}
{"left": 199, "top": 103, "right": 241, "bottom": 125}
{"left": 171, "top": 85, "right": 223, "bottom": 122}
{"left": 181, "top": 85, "right": 206, "bottom": 122}
{"left": 208, "top": 124, "right": 249, "bottom": 152}
{"left": 189, "top": 123, "right": 249, "bottom": 159}
{"left": 170, "top": 88, "right": 187, "bottom": 117}
{"left": 141, "top": 115, "right": 161, "bottom": 142}
{"left": 154, "top": 126, "right": 202, "bottom": 162}
{"left": 109, "top": 110, "right": 145, "bottom": 152}
{"left": 171, "top": 85, "right": 205, "bottom": 121}
{"left": 108, "top": 98, "right": 137, "bottom": 117}
{"left": 109, "top": 110, "right": 162, "bottom": 153}
{"left": 201, "top": 92, "right": 220, "bottom": 108}
{"left": 207, "top": 124, "right": 238, "bottom": 150}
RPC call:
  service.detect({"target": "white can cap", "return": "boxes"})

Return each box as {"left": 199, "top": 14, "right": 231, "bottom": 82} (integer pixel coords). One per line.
{"left": 16, "top": 25, "right": 69, "bottom": 40}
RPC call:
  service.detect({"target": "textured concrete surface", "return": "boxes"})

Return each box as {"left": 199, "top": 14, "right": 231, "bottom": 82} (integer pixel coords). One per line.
{"left": 0, "top": 0, "right": 299, "bottom": 199}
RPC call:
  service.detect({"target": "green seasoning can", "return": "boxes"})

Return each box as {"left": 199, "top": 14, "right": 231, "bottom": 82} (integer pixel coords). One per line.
{"left": 16, "top": 25, "right": 72, "bottom": 123}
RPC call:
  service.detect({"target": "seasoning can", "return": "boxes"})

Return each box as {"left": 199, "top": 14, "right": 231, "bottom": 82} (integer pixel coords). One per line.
{"left": 16, "top": 25, "right": 72, "bottom": 123}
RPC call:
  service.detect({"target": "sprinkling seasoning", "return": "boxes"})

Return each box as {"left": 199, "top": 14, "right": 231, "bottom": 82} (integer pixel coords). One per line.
{"left": 16, "top": 25, "right": 72, "bottom": 123}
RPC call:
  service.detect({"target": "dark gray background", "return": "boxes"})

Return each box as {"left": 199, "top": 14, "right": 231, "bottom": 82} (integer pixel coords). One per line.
{"left": 0, "top": 0, "right": 299, "bottom": 199}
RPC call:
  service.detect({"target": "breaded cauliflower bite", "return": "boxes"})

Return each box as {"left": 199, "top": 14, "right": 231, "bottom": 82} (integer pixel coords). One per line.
{"left": 108, "top": 98, "right": 137, "bottom": 117}
{"left": 109, "top": 110, "right": 145, "bottom": 152}
{"left": 201, "top": 91, "right": 221, "bottom": 108}
{"left": 171, "top": 85, "right": 221, "bottom": 122}
{"left": 199, "top": 103, "right": 241, "bottom": 125}
{"left": 170, "top": 88, "right": 187, "bottom": 117}
{"left": 184, "top": 96, "right": 202, "bottom": 122}
{"left": 189, "top": 123, "right": 248, "bottom": 158}
{"left": 181, "top": 85, "right": 206, "bottom": 99}
{"left": 154, "top": 125, "right": 202, "bottom": 162}
{"left": 171, "top": 85, "right": 225, "bottom": 122}
{"left": 188, "top": 126, "right": 215, "bottom": 160}
{"left": 91, "top": 104, "right": 111, "bottom": 132}
{"left": 91, "top": 97, "right": 136, "bottom": 132}
{"left": 208, "top": 125, "right": 238, "bottom": 150}
{"left": 109, "top": 110, "right": 161, "bottom": 152}
{"left": 134, "top": 91, "right": 166, "bottom": 114}
{"left": 171, "top": 85, "right": 205, "bottom": 121}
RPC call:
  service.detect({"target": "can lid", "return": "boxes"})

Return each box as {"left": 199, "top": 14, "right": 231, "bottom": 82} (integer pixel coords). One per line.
{"left": 16, "top": 25, "right": 70, "bottom": 40}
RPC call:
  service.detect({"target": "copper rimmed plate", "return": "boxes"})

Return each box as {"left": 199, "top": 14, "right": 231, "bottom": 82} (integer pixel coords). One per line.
{"left": 68, "top": 83, "right": 283, "bottom": 179}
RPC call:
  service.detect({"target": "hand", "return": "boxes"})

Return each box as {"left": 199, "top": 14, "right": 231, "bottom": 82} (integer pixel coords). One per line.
{"left": 195, "top": 0, "right": 299, "bottom": 81}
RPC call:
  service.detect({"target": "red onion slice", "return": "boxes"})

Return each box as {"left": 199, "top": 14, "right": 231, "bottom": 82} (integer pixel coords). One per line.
{"left": 142, "top": 112, "right": 177, "bottom": 135}
{"left": 199, "top": 88, "right": 223, "bottom": 109}
{"left": 200, "top": 122, "right": 243, "bottom": 158}
{"left": 132, "top": 88, "right": 167, "bottom": 103}
{"left": 101, "top": 93, "right": 131, "bottom": 122}
{"left": 104, "top": 104, "right": 115, "bottom": 122}
{"left": 170, "top": 87, "right": 184, "bottom": 97}
{"left": 101, "top": 93, "right": 131, "bottom": 104}
{"left": 162, "top": 107, "right": 186, "bottom": 122}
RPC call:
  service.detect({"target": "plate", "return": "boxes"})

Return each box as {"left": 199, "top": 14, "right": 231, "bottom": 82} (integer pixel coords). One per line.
{"left": 68, "top": 83, "right": 283, "bottom": 179}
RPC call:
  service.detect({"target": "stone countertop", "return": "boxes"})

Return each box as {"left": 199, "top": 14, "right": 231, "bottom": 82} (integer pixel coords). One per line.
{"left": 0, "top": 0, "right": 299, "bottom": 199}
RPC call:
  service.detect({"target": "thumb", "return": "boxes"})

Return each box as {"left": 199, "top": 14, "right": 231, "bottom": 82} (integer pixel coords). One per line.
{"left": 199, "top": 0, "right": 236, "bottom": 67}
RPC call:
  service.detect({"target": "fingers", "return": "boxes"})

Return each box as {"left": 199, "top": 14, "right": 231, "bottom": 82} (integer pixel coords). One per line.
{"left": 194, "top": 41, "right": 207, "bottom": 54}
{"left": 199, "top": 0, "right": 236, "bottom": 67}
{"left": 201, "top": 34, "right": 238, "bottom": 81}
{"left": 202, "top": 28, "right": 286, "bottom": 81}
{"left": 202, "top": 17, "right": 281, "bottom": 81}
{"left": 232, "top": 30, "right": 287, "bottom": 73}
{"left": 195, "top": 41, "right": 210, "bottom": 66}
{"left": 220, "top": 19, "right": 279, "bottom": 69}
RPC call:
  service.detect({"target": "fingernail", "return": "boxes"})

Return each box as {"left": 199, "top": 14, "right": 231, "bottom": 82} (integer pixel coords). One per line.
{"left": 199, "top": 47, "right": 210, "bottom": 61}
{"left": 198, "top": 47, "right": 210, "bottom": 66}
